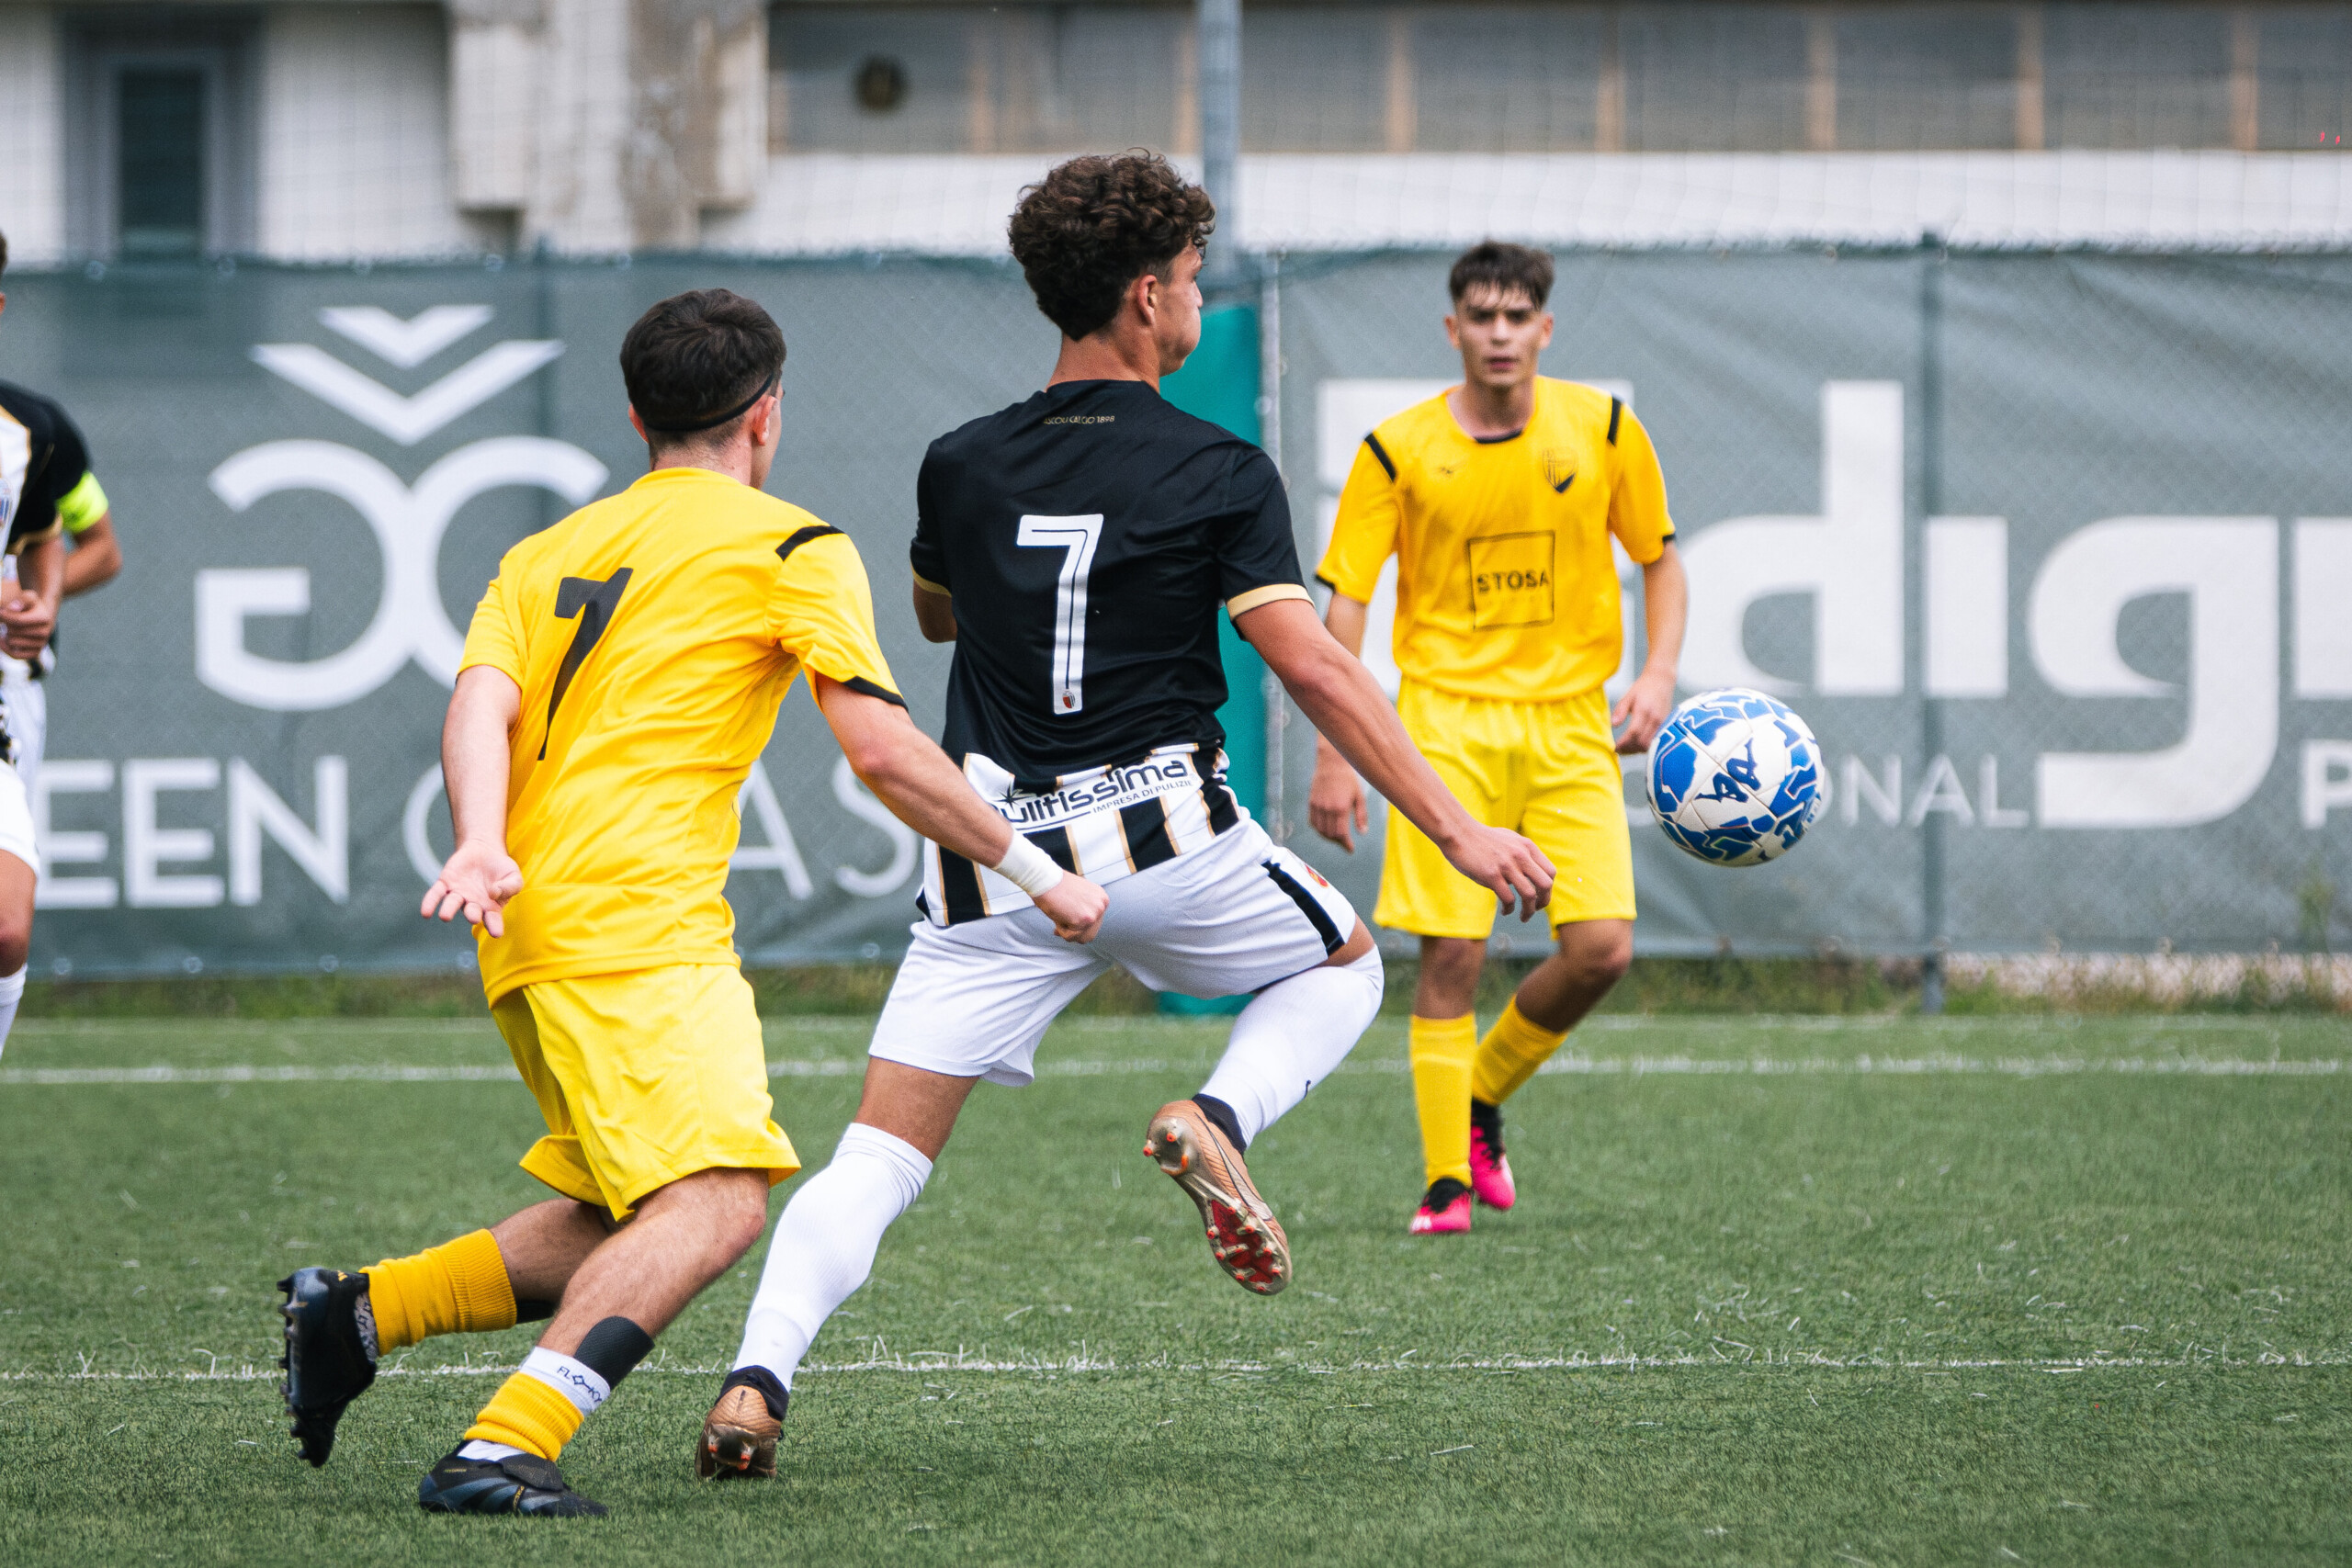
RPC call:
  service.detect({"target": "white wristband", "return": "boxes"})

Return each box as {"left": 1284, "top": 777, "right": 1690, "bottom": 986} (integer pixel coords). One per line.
{"left": 992, "top": 835, "right": 1065, "bottom": 899}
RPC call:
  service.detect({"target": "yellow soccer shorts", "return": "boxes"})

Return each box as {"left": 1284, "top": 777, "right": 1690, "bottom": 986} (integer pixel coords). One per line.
{"left": 1374, "top": 680, "right": 1637, "bottom": 940}
{"left": 490, "top": 963, "right": 799, "bottom": 1222}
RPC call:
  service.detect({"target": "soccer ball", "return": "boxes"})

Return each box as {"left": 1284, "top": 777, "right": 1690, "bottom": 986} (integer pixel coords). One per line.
{"left": 1645, "top": 689, "right": 1826, "bottom": 867}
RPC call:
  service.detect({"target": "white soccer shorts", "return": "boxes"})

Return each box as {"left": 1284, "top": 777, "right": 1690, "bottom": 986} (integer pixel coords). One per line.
{"left": 870, "top": 818, "right": 1359, "bottom": 1087}
{"left": 0, "top": 760, "right": 40, "bottom": 874}
{"left": 0, "top": 655, "right": 44, "bottom": 795}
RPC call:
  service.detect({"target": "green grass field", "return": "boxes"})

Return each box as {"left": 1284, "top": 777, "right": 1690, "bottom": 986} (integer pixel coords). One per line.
{"left": 3, "top": 1011, "right": 2348, "bottom": 1564}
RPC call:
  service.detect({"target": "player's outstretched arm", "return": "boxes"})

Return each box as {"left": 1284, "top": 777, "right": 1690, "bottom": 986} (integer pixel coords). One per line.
{"left": 1611, "top": 539, "right": 1687, "bottom": 755}
{"left": 813, "top": 674, "right": 1107, "bottom": 942}
{"left": 1238, "top": 596, "right": 1555, "bottom": 921}
{"left": 423, "top": 666, "right": 524, "bottom": 938}
{"left": 1306, "top": 592, "right": 1373, "bottom": 852}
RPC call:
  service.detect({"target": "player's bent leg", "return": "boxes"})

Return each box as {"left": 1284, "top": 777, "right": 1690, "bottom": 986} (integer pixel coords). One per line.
{"left": 710, "top": 1063, "right": 973, "bottom": 1478}
{"left": 435, "top": 1167, "right": 769, "bottom": 1513}
{"left": 1153, "top": 921, "right": 1385, "bottom": 1294}
{"left": 1464, "top": 919, "right": 1634, "bottom": 1214}
{"left": 281, "top": 1198, "right": 614, "bottom": 1468}
{"left": 0, "top": 771, "right": 40, "bottom": 1063}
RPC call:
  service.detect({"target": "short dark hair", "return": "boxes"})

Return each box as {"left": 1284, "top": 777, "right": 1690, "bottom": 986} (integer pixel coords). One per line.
{"left": 1449, "top": 242, "right": 1554, "bottom": 309}
{"left": 618, "top": 288, "right": 785, "bottom": 443}
{"left": 0, "top": 230, "right": 10, "bottom": 281}
{"left": 1008, "top": 152, "right": 1216, "bottom": 341}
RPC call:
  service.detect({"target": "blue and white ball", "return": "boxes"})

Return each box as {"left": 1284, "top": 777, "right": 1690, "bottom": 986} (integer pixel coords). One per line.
{"left": 1645, "top": 689, "right": 1826, "bottom": 867}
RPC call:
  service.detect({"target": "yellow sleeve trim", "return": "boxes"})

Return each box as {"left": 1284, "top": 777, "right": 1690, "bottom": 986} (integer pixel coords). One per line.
{"left": 57, "top": 472, "right": 108, "bottom": 535}
{"left": 1226, "top": 582, "right": 1312, "bottom": 617}
{"left": 911, "top": 570, "right": 951, "bottom": 597}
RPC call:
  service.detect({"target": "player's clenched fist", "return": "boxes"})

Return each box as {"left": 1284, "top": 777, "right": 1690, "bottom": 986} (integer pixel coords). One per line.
{"left": 1440, "top": 824, "right": 1555, "bottom": 922}
{"left": 422, "top": 840, "right": 524, "bottom": 940}
{"left": 1034, "top": 871, "right": 1110, "bottom": 944}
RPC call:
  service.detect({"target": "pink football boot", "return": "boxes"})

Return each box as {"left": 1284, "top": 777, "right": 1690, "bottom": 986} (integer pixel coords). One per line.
{"left": 1468, "top": 1104, "right": 1517, "bottom": 1211}
{"left": 1408, "top": 1179, "right": 1473, "bottom": 1235}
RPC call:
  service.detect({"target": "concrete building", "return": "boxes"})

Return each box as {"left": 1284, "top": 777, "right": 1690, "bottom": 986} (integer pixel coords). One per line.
{"left": 5, "top": 1, "right": 2352, "bottom": 265}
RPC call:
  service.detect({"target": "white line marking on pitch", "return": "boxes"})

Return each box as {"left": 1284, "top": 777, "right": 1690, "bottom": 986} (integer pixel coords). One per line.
{"left": 5, "top": 1349, "right": 2341, "bottom": 1383}
{"left": 4, "top": 1054, "right": 2340, "bottom": 1086}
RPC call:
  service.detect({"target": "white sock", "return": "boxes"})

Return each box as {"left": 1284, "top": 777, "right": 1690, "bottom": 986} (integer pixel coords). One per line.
{"left": 458, "top": 1439, "right": 527, "bottom": 1461}
{"left": 518, "top": 1346, "right": 610, "bottom": 1416}
{"left": 0, "top": 965, "right": 24, "bottom": 1063}
{"left": 1198, "top": 947, "right": 1384, "bottom": 1145}
{"left": 732, "top": 1122, "right": 933, "bottom": 1389}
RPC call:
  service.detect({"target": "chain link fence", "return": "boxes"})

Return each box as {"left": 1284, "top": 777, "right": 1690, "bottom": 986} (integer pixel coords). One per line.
{"left": 1271, "top": 246, "right": 2352, "bottom": 959}
{"left": 4, "top": 244, "right": 2348, "bottom": 974}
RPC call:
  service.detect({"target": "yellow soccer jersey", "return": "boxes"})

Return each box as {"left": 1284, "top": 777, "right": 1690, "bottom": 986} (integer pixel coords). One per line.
{"left": 1317, "top": 378, "right": 1675, "bottom": 703}
{"left": 458, "top": 465, "right": 900, "bottom": 1000}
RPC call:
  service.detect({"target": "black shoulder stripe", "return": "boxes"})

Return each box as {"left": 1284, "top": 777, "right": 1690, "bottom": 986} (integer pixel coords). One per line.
{"left": 776, "top": 524, "right": 844, "bottom": 564}
{"left": 1607, "top": 397, "right": 1623, "bottom": 446}
{"left": 1363, "top": 432, "right": 1396, "bottom": 480}
{"left": 841, "top": 675, "right": 906, "bottom": 708}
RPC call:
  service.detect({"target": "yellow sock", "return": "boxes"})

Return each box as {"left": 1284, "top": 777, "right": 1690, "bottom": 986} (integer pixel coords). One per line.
{"left": 1472, "top": 998, "right": 1571, "bottom": 1107}
{"left": 364, "top": 1229, "right": 516, "bottom": 1352}
{"left": 464, "top": 1370, "right": 584, "bottom": 1461}
{"left": 1409, "top": 1014, "right": 1478, "bottom": 1188}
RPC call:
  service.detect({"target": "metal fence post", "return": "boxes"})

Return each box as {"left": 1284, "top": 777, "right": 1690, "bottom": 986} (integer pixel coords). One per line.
{"left": 1918, "top": 237, "right": 1949, "bottom": 1013}
{"left": 1198, "top": 0, "right": 1243, "bottom": 288}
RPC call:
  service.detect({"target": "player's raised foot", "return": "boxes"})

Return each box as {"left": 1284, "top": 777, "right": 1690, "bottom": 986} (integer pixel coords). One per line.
{"left": 697, "top": 1380, "right": 787, "bottom": 1479}
{"left": 1408, "top": 1179, "right": 1473, "bottom": 1235}
{"left": 417, "top": 1448, "right": 607, "bottom": 1517}
{"left": 1144, "top": 1100, "right": 1291, "bottom": 1295}
{"left": 277, "top": 1266, "right": 377, "bottom": 1466}
{"left": 1468, "top": 1100, "right": 1517, "bottom": 1211}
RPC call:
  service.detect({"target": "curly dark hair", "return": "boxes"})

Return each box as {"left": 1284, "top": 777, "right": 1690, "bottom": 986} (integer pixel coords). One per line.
{"left": 619, "top": 288, "right": 785, "bottom": 442}
{"left": 1448, "top": 242, "right": 1555, "bottom": 309}
{"left": 1008, "top": 152, "right": 1216, "bottom": 341}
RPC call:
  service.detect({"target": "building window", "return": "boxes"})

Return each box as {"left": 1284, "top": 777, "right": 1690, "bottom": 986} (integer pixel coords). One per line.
{"left": 117, "top": 68, "right": 208, "bottom": 257}
{"left": 66, "top": 15, "right": 255, "bottom": 260}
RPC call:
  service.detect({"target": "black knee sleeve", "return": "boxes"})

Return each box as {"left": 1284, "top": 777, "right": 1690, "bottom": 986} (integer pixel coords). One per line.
{"left": 574, "top": 1316, "right": 654, "bottom": 1389}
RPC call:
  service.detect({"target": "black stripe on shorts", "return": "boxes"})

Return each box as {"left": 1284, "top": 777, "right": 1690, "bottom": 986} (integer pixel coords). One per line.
{"left": 1263, "top": 858, "right": 1344, "bottom": 955}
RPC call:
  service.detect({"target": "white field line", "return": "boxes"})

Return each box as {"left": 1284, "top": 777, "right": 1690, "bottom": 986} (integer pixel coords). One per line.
{"left": 4, "top": 1053, "right": 2343, "bottom": 1087}
{"left": 5, "top": 1348, "right": 2344, "bottom": 1383}
{"left": 6, "top": 1012, "right": 2336, "bottom": 1034}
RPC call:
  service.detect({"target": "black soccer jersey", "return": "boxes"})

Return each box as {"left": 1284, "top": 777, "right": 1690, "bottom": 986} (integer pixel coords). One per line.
{"left": 910, "top": 378, "right": 1311, "bottom": 922}
{"left": 0, "top": 381, "right": 92, "bottom": 555}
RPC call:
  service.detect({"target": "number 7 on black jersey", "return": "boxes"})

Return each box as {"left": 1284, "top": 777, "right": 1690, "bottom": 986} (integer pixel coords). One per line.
{"left": 1016, "top": 513, "right": 1102, "bottom": 716}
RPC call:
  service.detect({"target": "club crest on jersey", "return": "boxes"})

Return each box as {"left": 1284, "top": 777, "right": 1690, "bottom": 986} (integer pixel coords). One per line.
{"left": 1543, "top": 450, "right": 1576, "bottom": 493}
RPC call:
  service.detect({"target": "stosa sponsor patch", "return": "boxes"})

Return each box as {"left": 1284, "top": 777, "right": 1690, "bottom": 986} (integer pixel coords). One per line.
{"left": 1467, "top": 531, "right": 1555, "bottom": 627}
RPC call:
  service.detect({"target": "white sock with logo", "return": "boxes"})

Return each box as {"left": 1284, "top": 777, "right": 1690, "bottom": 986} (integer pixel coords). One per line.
{"left": 0, "top": 965, "right": 26, "bottom": 1063}
{"left": 732, "top": 1122, "right": 933, "bottom": 1390}
{"left": 1198, "top": 946, "right": 1384, "bottom": 1145}
{"left": 455, "top": 1348, "right": 610, "bottom": 1461}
